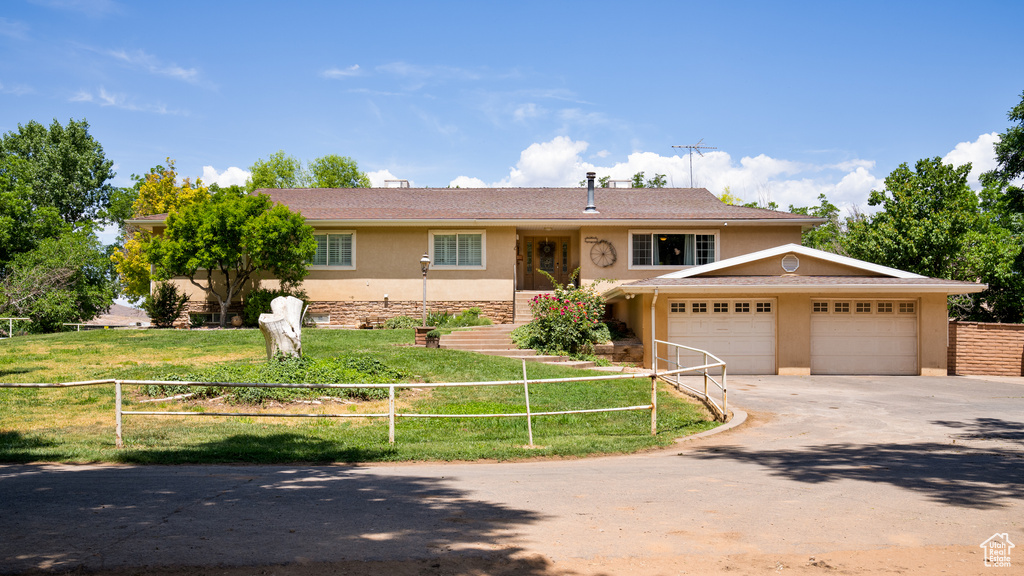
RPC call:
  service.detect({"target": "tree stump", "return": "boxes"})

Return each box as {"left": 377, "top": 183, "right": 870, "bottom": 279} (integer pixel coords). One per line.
{"left": 258, "top": 296, "right": 304, "bottom": 359}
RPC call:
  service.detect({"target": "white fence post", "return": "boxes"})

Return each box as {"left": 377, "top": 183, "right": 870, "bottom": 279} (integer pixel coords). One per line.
{"left": 388, "top": 385, "right": 395, "bottom": 444}
{"left": 522, "top": 359, "right": 534, "bottom": 447}
{"left": 115, "top": 380, "right": 123, "bottom": 449}
{"left": 650, "top": 375, "right": 657, "bottom": 435}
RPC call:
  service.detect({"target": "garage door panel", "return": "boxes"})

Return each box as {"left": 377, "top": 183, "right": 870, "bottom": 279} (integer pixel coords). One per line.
{"left": 811, "top": 301, "right": 917, "bottom": 375}
{"left": 668, "top": 299, "right": 775, "bottom": 375}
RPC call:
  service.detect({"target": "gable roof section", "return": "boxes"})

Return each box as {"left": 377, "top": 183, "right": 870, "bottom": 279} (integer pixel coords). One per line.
{"left": 603, "top": 243, "right": 986, "bottom": 297}
{"left": 659, "top": 243, "right": 927, "bottom": 279}
{"left": 128, "top": 187, "right": 823, "bottom": 227}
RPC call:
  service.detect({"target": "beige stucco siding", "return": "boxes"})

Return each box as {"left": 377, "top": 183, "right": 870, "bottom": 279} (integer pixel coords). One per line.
{"left": 716, "top": 255, "right": 879, "bottom": 277}
{"left": 577, "top": 225, "right": 804, "bottom": 290}
{"left": 300, "top": 226, "right": 516, "bottom": 302}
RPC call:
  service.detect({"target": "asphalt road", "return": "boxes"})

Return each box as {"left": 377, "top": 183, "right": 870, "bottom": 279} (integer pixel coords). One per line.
{"left": 1, "top": 375, "right": 1022, "bottom": 573}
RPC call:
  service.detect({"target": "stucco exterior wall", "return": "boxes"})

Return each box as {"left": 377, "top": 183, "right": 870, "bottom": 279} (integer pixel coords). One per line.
{"left": 577, "top": 225, "right": 803, "bottom": 291}
{"left": 719, "top": 255, "right": 878, "bottom": 277}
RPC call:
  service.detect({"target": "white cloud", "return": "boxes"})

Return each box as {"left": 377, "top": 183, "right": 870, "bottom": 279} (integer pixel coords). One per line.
{"left": 366, "top": 169, "right": 415, "bottom": 188}
{"left": 105, "top": 49, "right": 201, "bottom": 84}
{"left": 460, "top": 136, "right": 888, "bottom": 212}
{"left": 321, "top": 65, "right": 360, "bottom": 79}
{"left": 448, "top": 176, "right": 487, "bottom": 188}
{"left": 0, "top": 81, "right": 33, "bottom": 95}
{"left": 69, "top": 87, "right": 185, "bottom": 115}
{"left": 943, "top": 132, "right": 1000, "bottom": 188}
{"left": 513, "top": 103, "right": 540, "bottom": 122}
{"left": 201, "top": 166, "right": 250, "bottom": 187}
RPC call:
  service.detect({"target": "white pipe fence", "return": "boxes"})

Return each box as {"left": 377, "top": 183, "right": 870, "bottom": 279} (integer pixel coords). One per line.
{"left": 654, "top": 339, "right": 728, "bottom": 419}
{"left": 1, "top": 354, "right": 727, "bottom": 448}
{"left": 0, "top": 317, "right": 30, "bottom": 339}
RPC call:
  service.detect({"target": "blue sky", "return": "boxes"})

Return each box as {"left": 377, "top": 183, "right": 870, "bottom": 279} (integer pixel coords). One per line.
{"left": 2, "top": 0, "right": 1023, "bottom": 221}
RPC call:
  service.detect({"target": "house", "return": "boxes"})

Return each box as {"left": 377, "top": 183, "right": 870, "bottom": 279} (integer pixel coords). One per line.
{"left": 132, "top": 173, "right": 984, "bottom": 375}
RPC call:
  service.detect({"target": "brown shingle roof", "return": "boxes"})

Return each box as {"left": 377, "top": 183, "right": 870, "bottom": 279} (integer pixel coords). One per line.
{"left": 257, "top": 187, "right": 815, "bottom": 222}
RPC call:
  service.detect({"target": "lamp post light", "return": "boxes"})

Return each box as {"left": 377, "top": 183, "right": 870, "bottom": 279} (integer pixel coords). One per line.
{"left": 420, "top": 253, "right": 431, "bottom": 327}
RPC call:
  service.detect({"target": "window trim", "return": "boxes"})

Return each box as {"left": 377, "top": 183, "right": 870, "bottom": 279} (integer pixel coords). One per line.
{"left": 307, "top": 230, "right": 356, "bottom": 270}
{"left": 627, "top": 229, "right": 719, "bottom": 270}
{"left": 428, "top": 229, "right": 487, "bottom": 270}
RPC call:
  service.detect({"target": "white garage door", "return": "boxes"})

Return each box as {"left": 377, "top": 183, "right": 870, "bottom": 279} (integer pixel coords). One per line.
{"left": 667, "top": 299, "right": 776, "bottom": 375}
{"left": 810, "top": 300, "right": 918, "bottom": 375}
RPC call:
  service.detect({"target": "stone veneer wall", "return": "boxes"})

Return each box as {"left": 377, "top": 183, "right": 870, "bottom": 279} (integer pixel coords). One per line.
{"left": 948, "top": 321, "right": 1024, "bottom": 376}
{"left": 307, "top": 300, "right": 514, "bottom": 327}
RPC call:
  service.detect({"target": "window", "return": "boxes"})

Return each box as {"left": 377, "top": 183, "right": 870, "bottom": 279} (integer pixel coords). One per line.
{"left": 813, "top": 302, "right": 828, "bottom": 313}
{"left": 856, "top": 302, "right": 872, "bottom": 313}
{"left": 629, "top": 232, "right": 716, "bottom": 267}
{"left": 757, "top": 302, "right": 772, "bottom": 313}
{"left": 899, "top": 302, "right": 915, "bottom": 314}
{"left": 713, "top": 302, "right": 729, "bottom": 313}
{"left": 735, "top": 302, "right": 751, "bottom": 313}
{"left": 431, "top": 231, "right": 485, "bottom": 268}
{"left": 834, "top": 302, "right": 850, "bottom": 313}
{"left": 877, "top": 302, "right": 893, "bottom": 313}
{"left": 308, "top": 232, "right": 354, "bottom": 268}
{"left": 670, "top": 302, "right": 686, "bottom": 313}
{"left": 692, "top": 302, "right": 708, "bottom": 313}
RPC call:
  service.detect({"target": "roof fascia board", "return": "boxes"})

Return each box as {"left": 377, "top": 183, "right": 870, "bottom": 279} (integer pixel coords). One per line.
{"left": 128, "top": 217, "right": 823, "bottom": 228}
{"left": 659, "top": 243, "right": 926, "bottom": 279}
{"left": 606, "top": 283, "right": 986, "bottom": 296}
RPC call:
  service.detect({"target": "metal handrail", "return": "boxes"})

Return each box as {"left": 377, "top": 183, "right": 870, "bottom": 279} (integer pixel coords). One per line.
{"left": 654, "top": 339, "right": 727, "bottom": 419}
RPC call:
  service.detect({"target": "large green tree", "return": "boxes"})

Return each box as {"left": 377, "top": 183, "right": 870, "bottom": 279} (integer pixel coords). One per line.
{"left": 788, "top": 194, "right": 845, "bottom": 253}
{"left": 148, "top": 189, "right": 316, "bottom": 327}
{"left": 246, "top": 151, "right": 371, "bottom": 191}
{"left": 845, "top": 157, "right": 979, "bottom": 280}
{"left": 0, "top": 119, "right": 116, "bottom": 225}
{"left": 0, "top": 118, "right": 118, "bottom": 330}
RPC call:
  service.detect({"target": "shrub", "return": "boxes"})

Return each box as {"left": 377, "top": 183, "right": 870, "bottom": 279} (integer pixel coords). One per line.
{"left": 143, "top": 355, "right": 407, "bottom": 404}
{"left": 141, "top": 281, "right": 189, "bottom": 328}
{"left": 242, "top": 287, "right": 308, "bottom": 327}
{"left": 512, "top": 269, "right": 607, "bottom": 355}
{"left": 445, "top": 306, "right": 492, "bottom": 328}
{"left": 384, "top": 315, "right": 420, "bottom": 329}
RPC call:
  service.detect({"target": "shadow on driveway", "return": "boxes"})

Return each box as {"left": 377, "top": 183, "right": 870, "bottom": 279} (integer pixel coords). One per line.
{"left": 688, "top": 417, "right": 1024, "bottom": 510}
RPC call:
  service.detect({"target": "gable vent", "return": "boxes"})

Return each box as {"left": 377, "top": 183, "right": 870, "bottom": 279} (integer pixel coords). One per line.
{"left": 781, "top": 254, "right": 800, "bottom": 273}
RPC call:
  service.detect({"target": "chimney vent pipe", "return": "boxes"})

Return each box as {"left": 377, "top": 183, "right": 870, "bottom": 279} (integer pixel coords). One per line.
{"left": 584, "top": 171, "right": 598, "bottom": 213}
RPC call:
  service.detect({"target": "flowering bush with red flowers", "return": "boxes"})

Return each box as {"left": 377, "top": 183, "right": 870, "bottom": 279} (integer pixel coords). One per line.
{"left": 512, "top": 270, "right": 610, "bottom": 355}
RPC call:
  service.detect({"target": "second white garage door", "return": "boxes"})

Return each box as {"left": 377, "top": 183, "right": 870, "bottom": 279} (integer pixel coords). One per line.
{"left": 667, "top": 298, "right": 776, "bottom": 374}
{"left": 810, "top": 299, "right": 918, "bottom": 375}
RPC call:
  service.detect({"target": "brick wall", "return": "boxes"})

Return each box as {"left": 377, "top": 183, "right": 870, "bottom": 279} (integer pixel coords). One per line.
{"left": 948, "top": 321, "right": 1024, "bottom": 376}
{"left": 307, "top": 300, "right": 514, "bottom": 327}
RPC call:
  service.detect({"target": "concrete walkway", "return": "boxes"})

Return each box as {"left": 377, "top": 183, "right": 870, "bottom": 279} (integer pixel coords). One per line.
{"left": 1, "top": 375, "right": 1022, "bottom": 573}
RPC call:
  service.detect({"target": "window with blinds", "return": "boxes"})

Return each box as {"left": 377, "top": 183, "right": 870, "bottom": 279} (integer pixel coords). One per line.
{"left": 431, "top": 231, "right": 484, "bottom": 268}
{"left": 630, "top": 232, "right": 716, "bottom": 266}
{"left": 308, "top": 233, "right": 354, "bottom": 267}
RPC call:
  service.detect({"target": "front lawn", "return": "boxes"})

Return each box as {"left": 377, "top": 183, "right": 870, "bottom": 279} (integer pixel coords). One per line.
{"left": 0, "top": 329, "right": 718, "bottom": 464}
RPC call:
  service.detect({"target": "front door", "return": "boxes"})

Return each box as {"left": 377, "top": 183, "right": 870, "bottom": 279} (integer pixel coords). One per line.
{"left": 523, "top": 236, "right": 571, "bottom": 290}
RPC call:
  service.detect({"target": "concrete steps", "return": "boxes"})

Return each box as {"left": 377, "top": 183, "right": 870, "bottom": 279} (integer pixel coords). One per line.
{"left": 439, "top": 323, "right": 596, "bottom": 370}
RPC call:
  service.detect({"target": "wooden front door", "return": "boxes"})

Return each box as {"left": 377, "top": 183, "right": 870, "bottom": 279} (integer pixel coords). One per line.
{"left": 523, "top": 236, "right": 571, "bottom": 290}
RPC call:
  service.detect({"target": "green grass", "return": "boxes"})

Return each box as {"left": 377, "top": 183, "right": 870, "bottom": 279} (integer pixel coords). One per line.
{"left": 0, "top": 328, "right": 718, "bottom": 464}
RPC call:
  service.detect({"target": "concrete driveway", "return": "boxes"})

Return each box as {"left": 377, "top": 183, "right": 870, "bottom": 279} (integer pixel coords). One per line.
{"left": 1, "top": 375, "right": 1022, "bottom": 574}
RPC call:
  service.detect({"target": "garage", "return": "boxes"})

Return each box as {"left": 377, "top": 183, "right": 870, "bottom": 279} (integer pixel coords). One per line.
{"left": 667, "top": 298, "right": 776, "bottom": 374}
{"left": 810, "top": 299, "right": 918, "bottom": 375}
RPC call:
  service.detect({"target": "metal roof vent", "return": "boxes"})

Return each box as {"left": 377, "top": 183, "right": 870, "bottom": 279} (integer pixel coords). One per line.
{"left": 584, "top": 172, "right": 599, "bottom": 213}
{"left": 781, "top": 254, "right": 800, "bottom": 273}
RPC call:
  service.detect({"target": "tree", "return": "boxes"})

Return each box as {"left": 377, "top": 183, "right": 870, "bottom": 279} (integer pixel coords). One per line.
{"left": 0, "top": 230, "right": 117, "bottom": 333}
{"left": 148, "top": 190, "right": 316, "bottom": 327}
{"left": 308, "top": 154, "right": 371, "bottom": 188}
{"left": 629, "top": 171, "right": 667, "bottom": 188}
{"left": 246, "top": 151, "right": 305, "bottom": 190}
{"left": 845, "top": 157, "right": 979, "bottom": 280}
{"left": 717, "top": 186, "right": 743, "bottom": 205}
{"left": 111, "top": 159, "right": 209, "bottom": 300}
{"left": 788, "top": 193, "right": 845, "bottom": 254}
{"left": 0, "top": 119, "right": 116, "bottom": 225}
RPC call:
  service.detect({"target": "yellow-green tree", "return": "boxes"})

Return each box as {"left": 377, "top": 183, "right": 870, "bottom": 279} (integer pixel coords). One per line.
{"left": 111, "top": 159, "right": 209, "bottom": 300}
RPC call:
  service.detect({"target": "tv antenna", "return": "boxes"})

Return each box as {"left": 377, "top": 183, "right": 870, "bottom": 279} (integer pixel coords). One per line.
{"left": 672, "top": 139, "right": 717, "bottom": 188}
